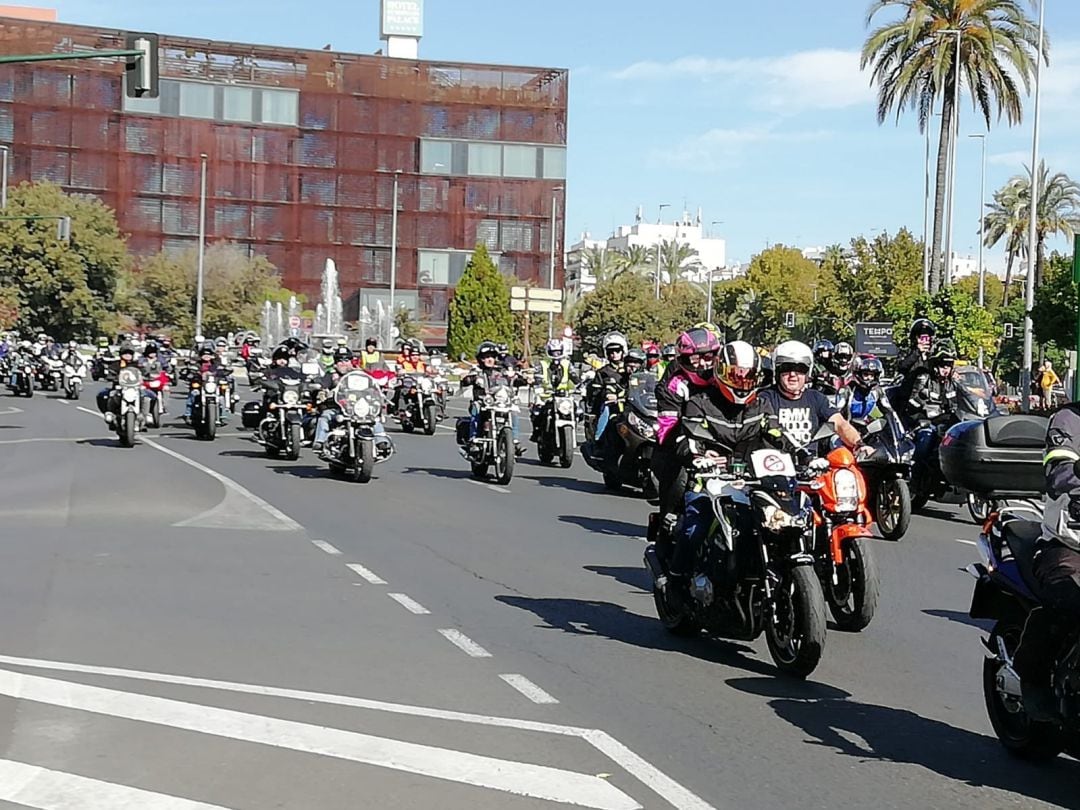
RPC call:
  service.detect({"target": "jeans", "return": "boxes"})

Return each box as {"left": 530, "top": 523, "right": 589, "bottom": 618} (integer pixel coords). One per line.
{"left": 468, "top": 402, "right": 519, "bottom": 441}
{"left": 671, "top": 491, "right": 712, "bottom": 576}
{"left": 185, "top": 391, "right": 226, "bottom": 421}
{"left": 314, "top": 411, "right": 387, "bottom": 446}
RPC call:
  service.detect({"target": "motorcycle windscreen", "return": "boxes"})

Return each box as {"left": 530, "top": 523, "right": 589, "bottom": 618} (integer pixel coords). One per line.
{"left": 627, "top": 372, "right": 658, "bottom": 415}
{"left": 334, "top": 371, "right": 377, "bottom": 410}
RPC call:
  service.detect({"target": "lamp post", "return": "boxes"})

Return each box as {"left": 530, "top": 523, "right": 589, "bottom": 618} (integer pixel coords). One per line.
{"left": 655, "top": 203, "right": 669, "bottom": 300}
{"left": 389, "top": 169, "right": 400, "bottom": 348}
{"left": 706, "top": 220, "right": 724, "bottom": 324}
{"left": 548, "top": 185, "right": 564, "bottom": 339}
{"left": 969, "top": 133, "right": 987, "bottom": 368}
{"left": 922, "top": 112, "right": 941, "bottom": 292}
{"left": 194, "top": 152, "right": 208, "bottom": 341}
{"left": 1021, "top": 0, "right": 1046, "bottom": 412}
{"left": 0, "top": 146, "right": 8, "bottom": 210}
{"left": 940, "top": 28, "right": 963, "bottom": 287}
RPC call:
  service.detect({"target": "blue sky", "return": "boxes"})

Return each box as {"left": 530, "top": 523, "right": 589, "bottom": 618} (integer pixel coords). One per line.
{"left": 28, "top": 0, "right": 1080, "bottom": 272}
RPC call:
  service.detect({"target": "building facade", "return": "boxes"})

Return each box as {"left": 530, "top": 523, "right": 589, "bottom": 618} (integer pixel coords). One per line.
{"left": 0, "top": 14, "right": 568, "bottom": 342}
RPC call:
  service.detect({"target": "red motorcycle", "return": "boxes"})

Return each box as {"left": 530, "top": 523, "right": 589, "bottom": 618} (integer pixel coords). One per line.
{"left": 141, "top": 370, "right": 170, "bottom": 429}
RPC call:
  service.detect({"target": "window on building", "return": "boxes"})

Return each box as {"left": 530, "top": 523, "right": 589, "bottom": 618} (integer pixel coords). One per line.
{"left": 178, "top": 82, "right": 214, "bottom": 119}
{"left": 542, "top": 146, "right": 567, "bottom": 179}
{"left": 418, "top": 251, "right": 450, "bottom": 285}
{"left": 420, "top": 139, "right": 452, "bottom": 174}
{"left": 476, "top": 219, "right": 499, "bottom": 251}
{"left": 222, "top": 86, "right": 254, "bottom": 122}
{"left": 499, "top": 221, "right": 533, "bottom": 252}
{"left": 467, "top": 143, "right": 501, "bottom": 177}
{"left": 502, "top": 145, "right": 538, "bottom": 179}
{"left": 261, "top": 89, "right": 299, "bottom": 126}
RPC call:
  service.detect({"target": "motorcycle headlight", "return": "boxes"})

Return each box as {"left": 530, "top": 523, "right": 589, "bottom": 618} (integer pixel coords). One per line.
{"left": 282, "top": 389, "right": 300, "bottom": 406}
{"left": 418, "top": 377, "right": 433, "bottom": 392}
{"left": 205, "top": 381, "right": 217, "bottom": 393}
{"left": 353, "top": 398, "right": 371, "bottom": 418}
{"left": 556, "top": 398, "right": 573, "bottom": 415}
{"left": 833, "top": 468, "right": 860, "bottom": 513}
{"left": 484, "top": 394, "right": 496, "bottom": 407}
{"left": 494, "top": 387, "right": 511, "bottom": 406}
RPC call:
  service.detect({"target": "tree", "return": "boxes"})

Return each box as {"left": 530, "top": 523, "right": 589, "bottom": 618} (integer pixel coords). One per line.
{"left": 1030, "top": 251, "right": 1076, "bottom": 350}
{"left": 581, "top": 246, "right": 620, "bottom": 285}
{"left": 1004, "top": 162, "right": 1080, "bottom": 288}
{"left": 572, "top": 273, "right": 704, "bottom": 350}
{"left": 892, "top": 285, "right": 997, "bottom": 361}
{"left": 982, "top": 178, "right": 1027, "bottom": 306}
{"left": 611, "top": 245, "right": 652, "bottom": 281}
{"left": 648, "top": 240, "right": 702, "bottom": 289}
{"left": 446, "top": 244, "right": 513, "bottom": 359}
{"left": 0, "top": 181, "right": 130, "bottom": 340}
{"left": 861, "top": 0, "right": 1044, "bottom": 292}
{"left": 737, "top": 245, "right": 827, "bottom": 345}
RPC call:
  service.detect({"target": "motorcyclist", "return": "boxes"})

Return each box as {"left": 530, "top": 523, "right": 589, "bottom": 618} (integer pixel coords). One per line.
{"left": 900, "top": 339, "right": 958, "bottom": 430}
{"left": 757, "top": 340, "right": 864, "bottom": 453}
{"left": 317, "top": 338, "right": 336, "bottom": 373}
{"left": 625, "top": 348, "right": 647, "bottom": 376}
{"left": 460, "top": 340, "right": 526, "bottom": 455}
{"left": 397, "top": 341, "right": 426, "bottom": 373}
{"left": 529, "top": 338, "right": 579, "bottom": 443}
{"left": 583, "top": 331, "right": 629, "bottom": 462}
{"left": 654, "top": 328, "right": 722, "bottom": 530}
{"left": 59, "top": 340, "right": 83, "bottom": 368}
{"left": 831, "top": 341, "right": 855, "bottom": 380}
{"left": 182, "top": 342, "right": 223, "bottom": 423}
{"left": 642, "top": 341, "right": 662, "bottom": 373}
{"left": 95, "top": 342, "right": 139, "bottom": 421}
{"left": 842, "top": 355, "right": 890, "bottom": 428}
{"left": 896, "top": 318, "right": 936, "bottom": 379}
{"left": 359, "top": 337, "right": 382, "bottom": 369}
{"left": 240, "top": 334, "right": 260, "bottom": 362}
{"left": 7, "top": 340, "right": 33, "bottom": 388}
{"left": 810, "top": 339, "right": 836, "bottom": 392}
{"left": 666, "top": 340, "right": 774, "bottom": 604}
{"left": 311, "top": 348, "right": 392, "bottom": 458}
{"left": 658, "top": 343, "right": 677, "bottom": 377}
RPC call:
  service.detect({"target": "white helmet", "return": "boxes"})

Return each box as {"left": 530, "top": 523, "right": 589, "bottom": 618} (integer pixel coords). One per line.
{"left": 602, "top": 331, "right": 628, "bottom": 355}
{"left": 773, "top": 340, "right": 814, "bottom": 373}
{"left": 545, "top": 338, "right": 564, "bottom": 358}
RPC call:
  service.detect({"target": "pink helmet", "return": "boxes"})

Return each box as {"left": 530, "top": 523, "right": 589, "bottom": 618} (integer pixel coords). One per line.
{"left": 676, "top": 328, "right": 721, "bottom": 386}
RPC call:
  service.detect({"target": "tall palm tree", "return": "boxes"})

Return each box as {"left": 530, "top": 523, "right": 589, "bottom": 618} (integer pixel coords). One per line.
{"left": 981, "top": 177, "right": 1026, "bottom": 306}
{"left": 861, "top": 0, "right": 1045, "bottom": 293}
{"left": 581, "top": 245, "right": 620, "bottom": 284}
{"left": 647, "top": 240, "right": 702, "bottom": 288}
{"left": 1014, "top": 161, "right": 1080, "bottom": 288}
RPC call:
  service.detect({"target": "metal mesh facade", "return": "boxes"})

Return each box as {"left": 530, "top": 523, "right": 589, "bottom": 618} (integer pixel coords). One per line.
{"left": 0, "top": 17, "right": 568, "bottom": 339}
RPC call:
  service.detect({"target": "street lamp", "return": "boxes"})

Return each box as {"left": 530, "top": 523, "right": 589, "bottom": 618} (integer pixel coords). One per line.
{"left": 923, "top": 110, "right": 942, "bottom": 292}
{"left": 655, "top": 203, "right": 670, "bottom": 299}
{"left": 1021, "top": 0, "right": 1046, "bottom": 412}
{"left": 0, "top": 146, "right": 8, "bottom": 210}
{"left": 706, "top": 221, "right": 724, "bottom": 324}
{"left": 548, "top": 185, "right": 565, "bottom": 339}
{"left": 969, "top": 133, "right": 987, "bottom": 368}
{"left": 939, "top": 28, "right": 963, "bottom": 287}
{"left": 194, "top": 152, "right": 208, "bottom": 341}
{"left": 389, "top": 169, "right": 401, "bottom": 348}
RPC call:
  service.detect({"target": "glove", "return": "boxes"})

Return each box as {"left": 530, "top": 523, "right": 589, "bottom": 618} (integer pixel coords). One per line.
{"left": 1067, "top": 496, "right": 1080, "bottom": 524}
{"left": 855, "top": 444, "right": 875, "bottom": 461}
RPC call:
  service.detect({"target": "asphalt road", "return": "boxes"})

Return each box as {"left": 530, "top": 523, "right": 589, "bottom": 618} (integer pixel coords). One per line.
{"left": 0, "top": 386, "right": 1074, "bottom": 809}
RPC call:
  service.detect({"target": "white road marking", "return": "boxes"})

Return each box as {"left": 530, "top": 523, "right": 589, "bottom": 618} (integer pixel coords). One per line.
{"left": 438, "top": 628, "right": 492, "bottom": 658}
{"left": 0, "top": 668, "right": 640, "bottom": 810}
{"left": 0, "top": 653, "right": 713, "bottom": 810}
{"left": 0, "top": 436, "right": 100, "bottom": 444}
{"left": 346, "top": 562, "right": 387, "bottom": 585}
{"left": 955, "top": 539, "right": 978, "bottom": 546}
{"left": 0, "top": 405, "right": 23, "bottom": 415}
{"left": 388, "top": 592, "right": 431, "bottom": 614}
{"left": 0, "top": 757, "right": 232, "bottom": 809}
{"left": 467, "top": 479, "right": 511, "bottom": 495}
{"left": 499, "top": 674, "right": 559, "bottom": 705}
{"left": 142, "top": 438, "right": 301, "bottom": 531}
{"left": 310, "top": 538, "right": 343, "bottom": 555}
{"left": 54, "top": 398, "right": 68, "bottom": 405}
{"left": 76, "top": 405, "right": 103, "bottom": 419}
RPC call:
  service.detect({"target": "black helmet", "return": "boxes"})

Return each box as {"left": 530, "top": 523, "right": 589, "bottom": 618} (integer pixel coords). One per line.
{"left": 333, "top": 347, "right": 353, "bottom": 363}
{"left": 931, "top": 339, "right": 956, "bottom": 365}
{"left": 272, "top": 346, "right": 290, "bottom": 362}
{"left": 910, "top": 318, "right": 936, "bottom": 342}
{"left": 365, "top": 337, "right": 378, "bottom": 349}
{"left": 626, "top": 348, "right": 646, "bottom": 365}
{"left": 119, "top": 342, "right": 135, "bottom": 356}
{"left": 144, "top": 341, "right": 158, "bottom": 355}
{"left": 661, "top": 343, "right": 676, "bottom": 360}
{"left": 812, "top": 339, "right": 834, "bottom": 359}
{"left": 476, "top": 340, "right": 499, "bottom": 360}
{"left": 200, "top": 341, "right": 216, "bottom": 355}
{"left": 852, "top": 355, "right": 883, "bottom": 390}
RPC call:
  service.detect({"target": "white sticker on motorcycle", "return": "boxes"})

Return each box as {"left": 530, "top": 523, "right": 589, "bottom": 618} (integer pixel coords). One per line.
{"left": 750, "top": 449, "right": 795, "bottom": 478}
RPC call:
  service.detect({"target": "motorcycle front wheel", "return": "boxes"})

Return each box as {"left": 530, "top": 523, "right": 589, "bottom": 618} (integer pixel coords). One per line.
{"left": 286, "top": 422, "right": 302, "bottom": 461}
{"left": 874, "top": 478, "right": 911, "bottom": 541}
{"left": 423, "top": 403, "right": 437, "bottom": 436}
{"left": 827, "top": 536, "right": 879, "bottom": 632}
{"left": 493, "top": 427, "right": 515, "bottom": 485}
{"left": 204, "top": 400, "right": 218, "bottom": 441}
{"left": 652, "top": 583, "right": 698, "bottom": 637}
{"left": 765, "top": 565, "right": 827, "bottom": 679}
{"left": 558, "top": 425, "right": 574, "bottom": 469}
{"left": 967, "top": 493, "right": 993, "bottom": 524}
{"left": 120, "top": 410, "right": 136, "bottom": 448}
{"left": 352, "top": 439, "right": 373, "bottom": 483}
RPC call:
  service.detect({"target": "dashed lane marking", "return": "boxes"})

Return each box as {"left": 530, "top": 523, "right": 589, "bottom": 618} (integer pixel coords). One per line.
{"left": 499, "top": 674, "right": 559, "bottom": 705}
{"left": 346, "top": 562, "right": 387, "bottom": 585}
{"left": 955, "top": 539, "right": 977, "bottom": 546}
{"left": 438, "top": 629, "right": 492, "bottom": 658}
{"left": 310, "top": 539, "right": 343, "bottom": 555}
{"left": 388, "top": 593, "right": 431, "bottom": 615}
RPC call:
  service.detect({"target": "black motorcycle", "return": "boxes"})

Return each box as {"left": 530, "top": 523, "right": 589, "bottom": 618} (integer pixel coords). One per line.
{"left": 583, "top": 371, "right": 659, "bottom": 496}
{"left": 395, "top": 373, "right": 440, "bottom": 435}
{"left": 322, "top": 370, "right": 388, "bottom": 483}
{"left": 457, "top": 379, "right": 518, "bottom": 485}
{"left": 533, "top": 389, "right": 577, "bottom": 468}
{"left": 858, "top": 410, "right": 915, "bottom": 541}
{"left": 257, "top": 376, "right": 304, "bottom": 460}
{"left": 8, "top": 357, "right": 33, "bottom": 398}
{"left": 183, "top": 368, "right": 223, "bottom": 441}
{"left": 645, "top": 419, "right": 830, "bottom": 678}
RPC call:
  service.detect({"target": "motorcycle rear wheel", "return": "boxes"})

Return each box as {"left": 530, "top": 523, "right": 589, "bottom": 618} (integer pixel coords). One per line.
{"left": 827, "top": 537, "right": 879, "bottom": 632}
{"left": 983, "top": 621, "right": 1064, "bottom": 761}
{"left": 875, "top": 478, "right": 911, "bottom": 541}
{"left": 967, "top": 493, "right": 993, "bottom": 524}
{"left": 765, "top": 566, "right": 827, "bottom": 679}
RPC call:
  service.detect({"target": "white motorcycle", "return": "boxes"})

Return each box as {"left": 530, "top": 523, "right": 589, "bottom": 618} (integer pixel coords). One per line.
{"left": 61, "top": 356, "right": 86, "bottom": 400}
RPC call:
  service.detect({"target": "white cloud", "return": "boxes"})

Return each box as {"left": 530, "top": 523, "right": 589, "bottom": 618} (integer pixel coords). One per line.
{"left": 649, "top": 126, "right": 831, "bottom": 172}
{"left": 610, "top": 49, "right": 874, "bottom": 112}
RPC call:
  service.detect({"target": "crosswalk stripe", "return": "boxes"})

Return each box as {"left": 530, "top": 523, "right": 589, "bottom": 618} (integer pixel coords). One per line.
{"left": 0, "top": 757, "right": 232, "bottom": 809}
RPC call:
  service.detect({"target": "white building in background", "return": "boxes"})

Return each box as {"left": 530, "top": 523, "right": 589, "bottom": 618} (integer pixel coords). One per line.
{"left": 946, "top": 252, "right": 979, "bottom": 280}
{"left": 564, "top": 207, "right": 735, "bottom": 300}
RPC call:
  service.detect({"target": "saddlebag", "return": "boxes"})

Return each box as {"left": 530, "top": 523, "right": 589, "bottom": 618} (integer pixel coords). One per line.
{"left": 240, "top": 401, "right": 263, "bottom": 430}
{"left": 939, "top": 414, "right": 1047, "bottom": 497}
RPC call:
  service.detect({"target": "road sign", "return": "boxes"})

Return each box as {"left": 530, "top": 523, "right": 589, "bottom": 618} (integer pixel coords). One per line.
{"left": 288, "top": 315, "right": 301, "bottom": 329}
{"left": 510, "top": 298, "right": 560, "bottom": 313}
{"left": 854, "top": 322, "right": 898, "bottom": 357}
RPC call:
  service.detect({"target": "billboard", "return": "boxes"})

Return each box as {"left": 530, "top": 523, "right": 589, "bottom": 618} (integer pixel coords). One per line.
{"left": 381, "top": 0, "right": 424, "bottom": 37}
{"left": 855, "top": 322, "right": 898, "bottom": 358}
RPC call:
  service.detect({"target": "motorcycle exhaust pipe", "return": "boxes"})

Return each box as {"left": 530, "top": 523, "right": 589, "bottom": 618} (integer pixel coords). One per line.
{"left": 643, "top": 545, "right": 666, "bottom": 586}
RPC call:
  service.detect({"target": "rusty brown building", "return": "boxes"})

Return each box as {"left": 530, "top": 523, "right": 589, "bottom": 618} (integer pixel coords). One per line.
{"left": 0, "top": 14, "right": 568, "bottom": 342}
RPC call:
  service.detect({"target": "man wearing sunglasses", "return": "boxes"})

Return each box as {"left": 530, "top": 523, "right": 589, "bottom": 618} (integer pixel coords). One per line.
{"left": 897, "top": 318, "right": 936, "bottom": 380}
{"left": 758, "top": 340, "right": 863, "bottom": 453}
{"left": 583, "top": 331, "right": 630, "bottom": 464}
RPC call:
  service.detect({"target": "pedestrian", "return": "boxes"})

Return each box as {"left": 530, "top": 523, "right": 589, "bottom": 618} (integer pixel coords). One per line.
{"left": 1040, "top": 361, "right": 1060, "bottom": 411}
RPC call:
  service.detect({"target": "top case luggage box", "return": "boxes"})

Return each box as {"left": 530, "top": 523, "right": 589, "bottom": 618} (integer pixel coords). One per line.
{"left": 939, "top": 414, "right": 1047, "bottom": 497}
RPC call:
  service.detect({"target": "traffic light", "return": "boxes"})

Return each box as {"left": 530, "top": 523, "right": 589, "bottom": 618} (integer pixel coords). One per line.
{"left": 125, "top": 33, "right": 159, "bottom": 98}
{"left": 1004, "top": 322, "right": 1014, "bottom": 339}
{"left": 784, "top": 311, "right": 796, "bottom": 328}
{"left": 56, "top": 216, "right": 71, "bottom": 243}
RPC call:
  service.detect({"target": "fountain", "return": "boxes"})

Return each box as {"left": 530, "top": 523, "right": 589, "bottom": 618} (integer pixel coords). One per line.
{"left": 261, "top": 300, "right": 273, "bottom": 345}
{"left": 318, "top": 258, "right": 344, "bottom": 336}
{"left": 275, "top": 302, "right": 284, "bottom": 345}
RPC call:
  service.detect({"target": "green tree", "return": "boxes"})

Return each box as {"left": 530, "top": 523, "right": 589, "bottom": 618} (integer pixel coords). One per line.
{"left": 648, "top": 240, "right": 702, "bottom": 290}
{"left": 861, "top": 0, "right": 1045, "bottom": 292}
{"left": 571, "top": 273, "right": 702, "bottom": 350}
{"left": 446, "top": 244, "right": 513, "bottom": 359}
{"left": 982, "top": 178, "right": 1027, "bottom": 306}
{"left": 739, "top": 245, "right": 826, "bottom": 346}
{"left": 0, "top": 181, "right": 130, "bottom": 340}
{"left": 1001, "top": 162, "right": 1080, "bottom": 288}
{"left": 892, "top": 285, "right": 997, "bottom": 361}
{"left": 1030, "top": 251, "right": 1076, "bottom": 350}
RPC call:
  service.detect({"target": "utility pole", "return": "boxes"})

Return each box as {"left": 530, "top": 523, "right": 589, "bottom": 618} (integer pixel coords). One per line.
{"left": 1021, "top": 0, "right": 1046, "bottom": 412}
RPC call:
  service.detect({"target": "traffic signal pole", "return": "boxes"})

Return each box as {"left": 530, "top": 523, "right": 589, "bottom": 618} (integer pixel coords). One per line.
{"left": 1073, "top": 234, "right": 1080, "bottom": 402}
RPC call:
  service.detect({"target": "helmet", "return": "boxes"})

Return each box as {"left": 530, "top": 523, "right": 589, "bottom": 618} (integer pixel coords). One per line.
{"left": 496, "top": 342, "right": 509, "bottom": 356}
{"left": 812, "top": 339, "right": 834, "bottom": 360}
{"left": 909, "top": 318, "right": 936, "bottom": 342}
{"left": 676, "top": 328, "right": 721, "bottom": 386}
{"left": 400, "top": 342, "right": 413, "bottom": 353}
{"left": 714, "top": 341, "right": 761, "bottom": 404}
{"left": 333, "top": 347, "right": 353, "bottom": 363}
{"left": 661, "top": 343, "right": 676, "bottom": 360}
{"left": 365, "top": 337, "right": 378, "bottom": 349}
{"left": 118, "top": 342, "right": 135, "bottom": 356}
{"left": 68, "top": 340, "right": 78, "bottom": 349}
{"left": 272, "top": 346, "right": 290, "bottom": 363}
{"left": 476, "top": 340, "right": 499, "bottom": 360}
{"left": 194, "top": 334, "right": 205, "bottom": 344}
{"left": 642, "top": 341, "right": 660, "bottom": 358}
{"left": 200, "top": 341, "right": 216, "bottom": 355}
{"left": 693, "top": 321, "right": 720, "bottom": 335}
{"left": 852, "top": 355, "right": 883, "bottom": 390}
{"left": 602, "top": 332, "right": 628, "bottom": 355}
{"left": 932, "top": 339, "right": 957, "bottom": 365}
{"left": 833, "top": 341, "right": 854, "bottom": 369}
{"left": 143, "top": 341, "right": 158, "bottom": 354}
{"left": 337, "top": 336, "right": 348, "bottom": 347}
{"left": 626, "top": 348, "right": 646, "bottom": 366}
{"left": 545, "top": 338, "right": 564, "bottom": 359}
{"left": 97, "top": 336, "right": 109, "bottom": 348}
{"left": 214, "top": 336, "right": 227, "bottom": 349}
{"left": 321, "top": 338, "right": 334, "bottom": 352}
{"left": 773, "top": 340, "right": 814, "bottom": 374}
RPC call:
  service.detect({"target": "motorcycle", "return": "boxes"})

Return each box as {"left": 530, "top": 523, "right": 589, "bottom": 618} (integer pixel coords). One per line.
{"left": 457, "top": 379, "right": 518, "bottom": 485}
{"left": 583, "top": 371, "right": 659, "bottom": 496}
{"left": 395, "top": 373, "right": 441, "bottom": 435}
{"left": 61, "top": 357, "right": 87, "bottom": 401}
{"left": 109, "top": 366, "right": 144, "bottom": 447}
{"left": 9, "top": 358, "right": 33, "bottom": 398}
{"left": 322, "top": 370, "right": 388, "bottom": 483}
{"left": 534, "top": 389, "right": 577, "bottom": 468}
{"left": 965, "top": 499, "right": 1080, "bottom": 761}
{"left": 36, "top": 357, "right": 62, "bottom": 392}
{"left": 185, "top": 369, "right": 221, "bottom": 441}
{"left": 256, "top": 376, "right": 304, "bottom": 460}
{"left": 857, "top": 410, "right": 915, "bottom": 541}
{"left": 141, "top": 370, "right": 169, "bottom": 428}
{"left": 644, "top": 419, "right": 830, "bottom": 678}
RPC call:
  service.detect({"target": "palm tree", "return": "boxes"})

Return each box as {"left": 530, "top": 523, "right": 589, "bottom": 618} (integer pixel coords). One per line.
{"left": 981, "top": 177, "right": 1026, "bottom": 306}
{"left": 647, "top": 240, "right": 702, "bottom": 288}
{"left": 862, "top": 0, "right": 1045, "bottom": 293}
{"left": 1014, "top": 161, "right": 1080, "bottom": 288}
{"left": 581, "top": 246, "right": 620, "bottom": 284}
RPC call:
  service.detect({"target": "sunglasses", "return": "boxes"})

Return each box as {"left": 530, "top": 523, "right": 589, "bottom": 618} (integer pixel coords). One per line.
{"left": 778, "top": 364, "right": 810, "bottom": 375}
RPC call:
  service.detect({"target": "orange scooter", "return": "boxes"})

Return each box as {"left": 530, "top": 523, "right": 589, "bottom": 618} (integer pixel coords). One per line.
{"left": 800, "top": 445, "right": 880, "bottom": 631}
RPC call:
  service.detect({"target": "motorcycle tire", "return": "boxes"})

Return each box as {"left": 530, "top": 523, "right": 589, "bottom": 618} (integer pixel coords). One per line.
{"left": 204, "top": 400, "right": 218, "bottom": 441}
{"left": 983, "top": 620, "right": 1064, "bottom": 761}
{"left": 352, "top": 440, "right": 373, "bottom": 483}
{"left": 602, "top": 472, "right": 622, "bottom": 492}
{"left": 470, "top": 461, "right": 488, "bottom": 480}
{"left": 967, "top": 493, "right": 993, "bottom": 524}
{"left": 827, "top": 536, "right": 879, "bottom": 632}
{"left": 23, "top": 382, "right": 32, "bottom": 398}
{"left": 286, "top": 423, "right": 301, "bottom": 461}
{"left": 423, "top": 403, "right": 437, "bottom": 436}
{"left": 652, "top": 583, "right": 699, "bottom": 636}
{"left": 264, "top": 442, "right": 281, "bottom": 459}
{"left": 875, "top": 478, "right": 912, "bottom": 541}
{"left": 149, "top": 397, "right": 161, "bottom": 429}
{"left": 68, "top": 383, "right": 80, "bottom": 401}
{"left": 765, "top": 566, "right": 827, "bottom": 679}
{"left": 909, "top": 471, "right": 931, "bottom": 512}
{"left": 120, "top": 410, "right": 136, "bottom": 448}
{"left": 558, "top": 425, "right": 574, "bottom": 469}
{"left": 401, "top": 418, "right": 415, "bottom": 434}
{"left": 493, "top": 427, "right": 515, "bottom": 486}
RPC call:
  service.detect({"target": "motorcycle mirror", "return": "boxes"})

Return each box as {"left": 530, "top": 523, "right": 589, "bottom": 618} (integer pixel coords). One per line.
{"left": 811, "top": 421, "right": 837, "bottom": 442}
{"left": 865, "top": 419, "right": 886, "bottom": 435}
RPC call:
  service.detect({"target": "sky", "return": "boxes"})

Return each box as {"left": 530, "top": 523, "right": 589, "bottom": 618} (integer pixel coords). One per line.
{"left": 22, "top": 0, "right": 1080, "bottom": 274}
